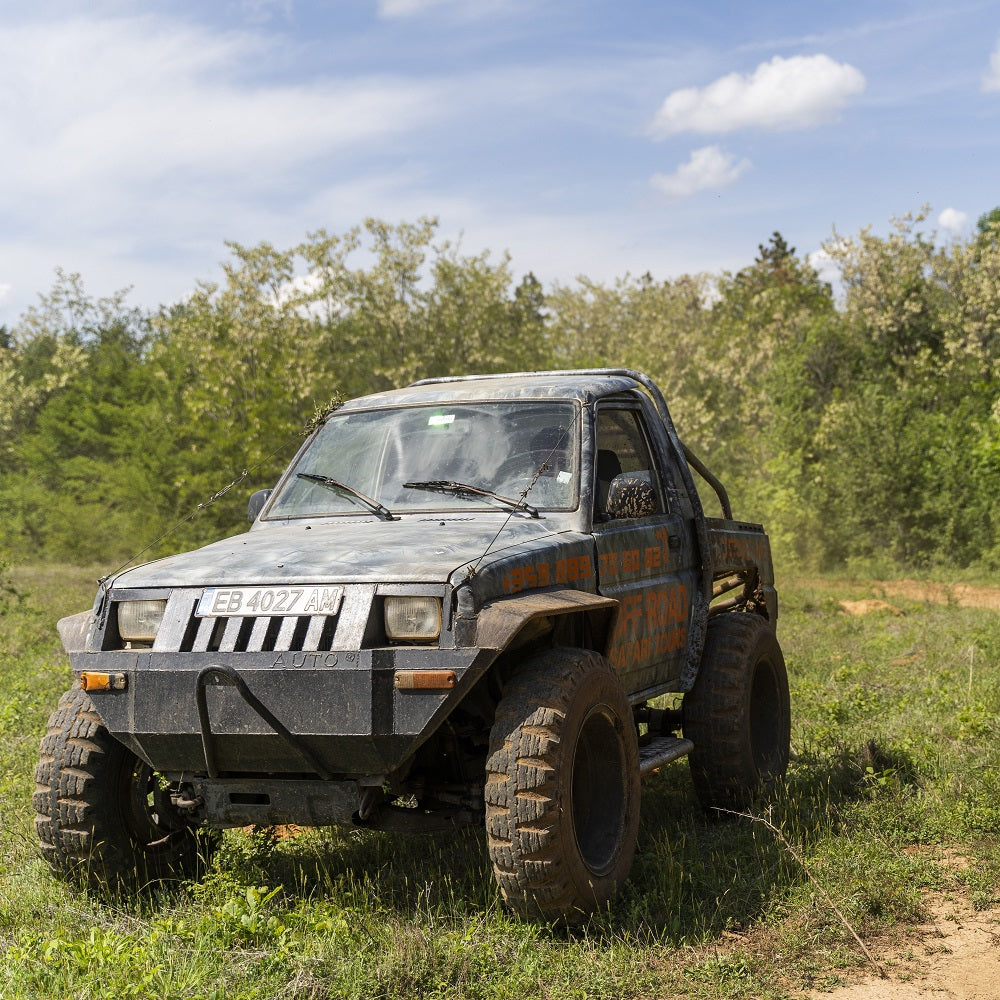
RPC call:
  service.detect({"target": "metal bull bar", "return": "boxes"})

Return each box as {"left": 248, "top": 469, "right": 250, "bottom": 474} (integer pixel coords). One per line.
{"left": 195, "top": 664, "right": 333, "bottom": 780}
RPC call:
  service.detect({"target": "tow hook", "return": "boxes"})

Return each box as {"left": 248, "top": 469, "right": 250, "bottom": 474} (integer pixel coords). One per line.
{"left": 356, "top": 784, "right": 385, "bottom": 822}
{"left": 171, "top": 790, "right": 204, "bottom": 814}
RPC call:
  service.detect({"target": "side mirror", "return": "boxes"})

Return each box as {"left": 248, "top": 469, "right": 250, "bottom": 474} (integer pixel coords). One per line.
{"left": 606, "top": 473, "right": 657, "bottom": 520}
{"left": 247, "top": 489, "right": 273, "bottom": 523}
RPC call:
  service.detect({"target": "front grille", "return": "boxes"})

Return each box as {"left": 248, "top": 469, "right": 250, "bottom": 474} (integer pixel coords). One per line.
{"left": 151, "top": 594, "right": 339, "bottom": 653}
{"left": 180, "top": 613, "right": 337, "bottom": 653}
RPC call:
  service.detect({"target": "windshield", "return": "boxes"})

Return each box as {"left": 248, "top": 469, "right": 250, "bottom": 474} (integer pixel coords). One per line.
{"left": 266, "top": 400, "right": 579, "bottom": 518}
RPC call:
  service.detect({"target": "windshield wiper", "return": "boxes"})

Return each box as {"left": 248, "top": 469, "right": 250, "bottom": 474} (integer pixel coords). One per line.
{"left": 403, "top": 481, "right": 539, "bottom": 518}
{"left": 296, "top": 473, "right": 396, "bottom": 521}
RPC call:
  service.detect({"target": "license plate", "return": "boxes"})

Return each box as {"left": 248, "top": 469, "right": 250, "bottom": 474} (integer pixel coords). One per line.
{"left": 197, "top": 586, "right": 344, "bottom": 618}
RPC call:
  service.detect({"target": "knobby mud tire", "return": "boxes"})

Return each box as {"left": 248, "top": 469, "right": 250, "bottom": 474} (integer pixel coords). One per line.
{"left": 485, "top": 647, "right": 640, "bottom": 923}
{"left": 34, "top": 686, "right": 217, "bottom": 894}
{"left": 683, "top": 613, "right": 790, "bottom": 814}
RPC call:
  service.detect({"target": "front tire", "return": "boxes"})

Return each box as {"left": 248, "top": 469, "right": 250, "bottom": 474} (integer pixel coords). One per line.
{"left": 34, "top": 686, "right": 217, "bottom": 893}
{"left": 683, "top": 613, "right": 790, "bottom": 813}
{"left": 485, "top": 647, "right": 640, "bottom": 923}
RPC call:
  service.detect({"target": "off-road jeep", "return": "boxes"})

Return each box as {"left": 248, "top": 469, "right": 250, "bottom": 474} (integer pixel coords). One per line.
{"left": 36, "top": 369, "right": 789, "bottom": 921}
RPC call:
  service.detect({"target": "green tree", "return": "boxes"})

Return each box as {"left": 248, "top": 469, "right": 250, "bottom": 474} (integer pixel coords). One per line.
{"left": 811, "top": 211, "right": 998, "bottom": 567}
{"left": 0, "top": 274, "right": 157, "bottom": 562}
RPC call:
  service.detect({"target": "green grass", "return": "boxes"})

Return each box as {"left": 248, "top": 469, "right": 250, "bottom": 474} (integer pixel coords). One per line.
{"left": 1, "top": 565, "right": 997, "bottom": 998}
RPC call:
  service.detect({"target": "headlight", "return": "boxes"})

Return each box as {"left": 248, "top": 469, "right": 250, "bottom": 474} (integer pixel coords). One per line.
{"left": 117, "top": 600, "right": 167, "bottom": 642}
{"left": 384, "top": 596, "right": 441, "bottom": 643}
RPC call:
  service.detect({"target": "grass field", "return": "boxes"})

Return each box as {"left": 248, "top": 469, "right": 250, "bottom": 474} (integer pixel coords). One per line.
{"left": 1, "top": 564, "right": 997, "bottom": 999}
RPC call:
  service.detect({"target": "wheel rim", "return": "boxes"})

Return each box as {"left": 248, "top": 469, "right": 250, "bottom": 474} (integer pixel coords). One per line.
{"left": 750, "top": 655, "right": 784, "bottom": 777}
{"left": 571, "top": 706, "right": 627, "bottom": 876}
{"left": 119, "top": 757, "right": 185, "bottom": 852}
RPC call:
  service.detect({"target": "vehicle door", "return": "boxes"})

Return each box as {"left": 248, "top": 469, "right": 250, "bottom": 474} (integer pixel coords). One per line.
{"left": 591, "top": 396, "right": 698, "bottom": 695}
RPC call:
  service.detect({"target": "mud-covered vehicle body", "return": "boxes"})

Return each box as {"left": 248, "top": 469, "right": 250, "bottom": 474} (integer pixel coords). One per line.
{"left": 37, "top": 369, "right": 789, "bottom": 920}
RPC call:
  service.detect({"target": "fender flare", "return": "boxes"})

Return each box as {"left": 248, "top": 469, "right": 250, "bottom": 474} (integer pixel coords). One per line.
{"left": 473, "top": 587, "right": 619, "bottom": 655}
{"left": 58, "top": 610, "right": 94, "bottom": 654}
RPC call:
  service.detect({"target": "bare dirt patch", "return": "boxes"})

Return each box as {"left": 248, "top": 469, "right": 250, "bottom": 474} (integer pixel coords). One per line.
{"left": 833, "top": 580, "right": 1000, "bottom": 617}
{"left": 874, "top": 580, "right": 1000, "bottom": 613}
{"left": 839, "top": 599, "right": 903, "bottom": 617}
{"left": 804, "top": 895, "right": 1000, "bottom": 1000}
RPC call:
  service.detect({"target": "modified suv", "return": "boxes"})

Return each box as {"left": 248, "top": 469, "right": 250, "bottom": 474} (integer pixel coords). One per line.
{"left": 36, "top": 369, "right": 789, "bottom": 922}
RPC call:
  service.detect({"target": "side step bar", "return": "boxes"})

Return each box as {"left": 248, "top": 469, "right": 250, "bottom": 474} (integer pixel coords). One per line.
{"left": 638, "top": 735, "right": 694, "bottom": 776}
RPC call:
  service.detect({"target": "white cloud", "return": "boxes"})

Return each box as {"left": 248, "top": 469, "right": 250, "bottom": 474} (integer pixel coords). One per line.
{"left": 938, "top": 208, "right": 968, "bottom": 235}
{"left": 983, "top": 38, "right": 1000, "bottom": 92}
{"left": 0, "top": 17, "right": 445, "bottom": 207}
{"left": 648, "top": 54, "right": 866, "bottom": 137}
{"left": 0, "top": 14, "right": 455, "bottom": 321}
{"left": 0, "top": 283, "right": 11, "bottom": 306}
{"left": 650, "top": 146, "right": 750, "bottom": 200}
{"left": 807, "top": 247, "right": 840, "bottom": 287}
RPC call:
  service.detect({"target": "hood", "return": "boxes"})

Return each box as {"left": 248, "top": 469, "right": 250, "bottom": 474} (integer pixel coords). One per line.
{"left": 112, "top": 516, "right": 562, "bottom": 589}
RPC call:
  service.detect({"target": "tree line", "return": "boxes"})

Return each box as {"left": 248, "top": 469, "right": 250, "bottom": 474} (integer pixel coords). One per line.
{"left": 1, "top": 210, "right": 997, "bottom": 573}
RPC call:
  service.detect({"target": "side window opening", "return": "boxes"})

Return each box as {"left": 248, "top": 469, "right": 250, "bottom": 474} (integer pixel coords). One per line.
{"left": 595, "top": 407, "right": 665, "bottom": 520}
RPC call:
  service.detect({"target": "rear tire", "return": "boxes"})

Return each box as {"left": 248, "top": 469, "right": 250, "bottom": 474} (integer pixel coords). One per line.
{"left": 34, "top": 686, "right": 217, "bottom": 893}
{"left": 485, "top": 647, "right": 640, "bottom": 923}
{"left": 683, "top": 613, "right": 790, "bottom": 814}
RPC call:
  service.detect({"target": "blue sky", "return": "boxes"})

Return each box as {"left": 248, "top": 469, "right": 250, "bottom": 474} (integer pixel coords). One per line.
{"left": 2, "top": 0, "right": 999, "bottom": 324}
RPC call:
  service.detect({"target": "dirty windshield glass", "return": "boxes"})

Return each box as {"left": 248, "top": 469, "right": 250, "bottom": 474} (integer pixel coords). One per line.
{"left": 266, "top": 401, "right": 579, "bottom": 518}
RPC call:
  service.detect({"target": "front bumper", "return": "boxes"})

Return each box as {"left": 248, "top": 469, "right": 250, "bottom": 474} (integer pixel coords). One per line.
{"left": 71, "top": 645, "right": 492, "bottom": 778}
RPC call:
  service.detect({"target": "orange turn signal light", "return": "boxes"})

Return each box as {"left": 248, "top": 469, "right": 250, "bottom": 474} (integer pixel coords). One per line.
{"left": 80, "top": 672, "right": 127, "bottom": 692}
{"left": 393, "top": 670, "right": 456, "bottom": 691}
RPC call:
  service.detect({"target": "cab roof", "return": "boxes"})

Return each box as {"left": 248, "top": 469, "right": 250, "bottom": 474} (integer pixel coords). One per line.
{"left": 338, "top": 370, "right": 645, "bottom": 412}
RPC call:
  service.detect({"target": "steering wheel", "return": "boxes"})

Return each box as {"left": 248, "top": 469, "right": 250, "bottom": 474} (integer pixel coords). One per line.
{"left": 493, "top": 450, "right": 549, "bottom": 486}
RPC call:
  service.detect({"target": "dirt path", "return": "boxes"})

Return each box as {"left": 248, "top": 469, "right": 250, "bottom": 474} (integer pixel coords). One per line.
{"left": 804, "top": 894, "right": 1000, "bottom": 1000}
{"left": 799, "top": 582, "right": 1000, "bottom": 1000}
